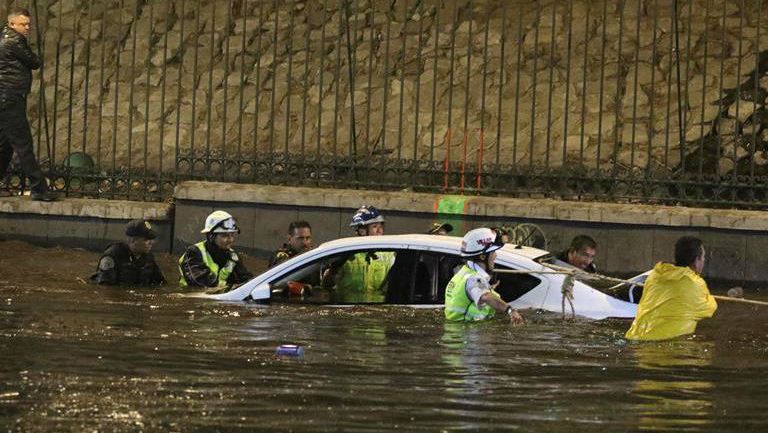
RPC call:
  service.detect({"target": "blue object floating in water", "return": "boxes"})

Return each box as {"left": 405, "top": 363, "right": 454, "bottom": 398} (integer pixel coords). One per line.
{"left": 275, "top": 344, "right": 304, "bottom": 357}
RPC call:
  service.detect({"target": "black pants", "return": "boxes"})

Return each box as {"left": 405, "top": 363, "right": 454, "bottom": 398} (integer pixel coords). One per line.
{"left": 0, "top": 95, "right": 47, "bottom": 194}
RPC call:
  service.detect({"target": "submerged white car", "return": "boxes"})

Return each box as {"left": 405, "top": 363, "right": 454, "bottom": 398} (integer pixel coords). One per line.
{"left": 199, "top": 234, "right": 638, "bottom": 320}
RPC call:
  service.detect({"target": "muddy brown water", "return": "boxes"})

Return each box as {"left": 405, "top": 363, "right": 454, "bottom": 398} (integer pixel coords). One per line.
{"left": 1, "top": 241, "right": 767, "bottom": 432}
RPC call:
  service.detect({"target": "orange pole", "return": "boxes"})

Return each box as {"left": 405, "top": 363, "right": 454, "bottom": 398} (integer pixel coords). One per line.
{"left": 460, "top": 128, "right": 467, "bottom": 194}
{"left": 443, "top": 128, "right": 452, "bottom": 191}
{"left": 477, "top": 129, "right": 484, "bottom": 192}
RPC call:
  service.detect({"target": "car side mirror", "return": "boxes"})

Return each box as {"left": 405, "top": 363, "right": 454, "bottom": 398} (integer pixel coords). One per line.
{"left": 250, "top": 282, "right": 270, "bottom": 301}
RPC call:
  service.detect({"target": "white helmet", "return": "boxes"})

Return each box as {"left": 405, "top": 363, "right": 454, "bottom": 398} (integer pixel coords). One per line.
{"left": 201, "top": 210, "right": 240, "bottom": 234}
{"left": 461, "top": 228, "right": 504, "bottom": 257}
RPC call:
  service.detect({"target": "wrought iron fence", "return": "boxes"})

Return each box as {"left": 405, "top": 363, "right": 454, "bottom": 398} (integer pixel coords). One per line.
{"left": 2, "top": 0, "right": 767, "bottom": 207}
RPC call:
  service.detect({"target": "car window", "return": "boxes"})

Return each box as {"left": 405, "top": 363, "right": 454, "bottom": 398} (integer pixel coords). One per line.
{"left": 269, "top": 249, "right": 401, "bottom": 304}
{"left": 385, "top": 250, "right": 458, "bottom": 304}
{"left": 268, "top": 249, "right": 539, "bottom": 305}
{"left": 429, "top": 252, "right": 464, "bottom": 304}
{"left": 493, "top": 263, "right": 542, "bottom": 302}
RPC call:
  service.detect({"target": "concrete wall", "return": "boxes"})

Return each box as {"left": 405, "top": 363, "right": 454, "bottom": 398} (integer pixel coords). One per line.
{"left": 174, "top": 181, "right": 768, "bottom": 284}
{"left": 0, "top": 197, "right": 173, "bottom": 253}
{"left": 2, "top": 181, "right": 766, "bottom": 284}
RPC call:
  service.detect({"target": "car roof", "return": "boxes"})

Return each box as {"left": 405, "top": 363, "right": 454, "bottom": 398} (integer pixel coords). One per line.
{"left": 313, "top": 234, "right": 551, "bottom": 261}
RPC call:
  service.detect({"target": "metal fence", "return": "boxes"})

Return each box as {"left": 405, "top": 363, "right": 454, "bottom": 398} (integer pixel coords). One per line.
{"left": 3, "top": 0, "right": 767, "bottom": 207}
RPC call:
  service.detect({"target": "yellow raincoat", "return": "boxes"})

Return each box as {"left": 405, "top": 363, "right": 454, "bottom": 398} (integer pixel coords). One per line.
{"left": 625, "top": 262, "right": 717, "bottom": 341}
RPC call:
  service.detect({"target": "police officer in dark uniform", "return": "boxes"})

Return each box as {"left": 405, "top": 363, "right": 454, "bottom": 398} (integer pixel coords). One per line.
{"left": 268, "top": 220, "right": 313, "bottom": 268}
{"left": 90, "top": 219, "right": 166, "bottom": 286}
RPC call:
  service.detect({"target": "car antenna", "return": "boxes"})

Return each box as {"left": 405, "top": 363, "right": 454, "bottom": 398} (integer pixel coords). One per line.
{"left": 514, "top": 226, "right": 537, "bottom": 249}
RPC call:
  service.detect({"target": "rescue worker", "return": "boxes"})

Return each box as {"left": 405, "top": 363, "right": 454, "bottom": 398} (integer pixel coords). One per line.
{"left": 625, "top": 236, "right": 717, "bottom": 341}
{"left": 555, "top": 235, "right": 598, "bottom": 273}
{"left": 269, "top": 220, "right": 313, "bottom": 267}
{"left": 444, "top": 227, "right": 524, "bottom": 324}
{"left": 327, "top": 205, "right": 394, "bottom": 302}
{"left": 427, "top": 222, "right": 453, "bottom": 235}
{"left": 90, "top": 219, "right": 165, "bottom": 286}
{"left": 178, "top": 210, "right": 253, "bottom": 289}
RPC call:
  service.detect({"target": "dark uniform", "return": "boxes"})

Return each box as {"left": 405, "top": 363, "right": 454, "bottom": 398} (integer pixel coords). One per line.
{"left": 90, "top": 242, "right": 166, "bottom": 286}
{"left": 178, "top": 240, "right": 253, "bottom": 288}
{"left": 0, "top": 25, "right": 52, "bottom": 198}
{"left": 268, "top": 243, "right": 301, "bottom": 268}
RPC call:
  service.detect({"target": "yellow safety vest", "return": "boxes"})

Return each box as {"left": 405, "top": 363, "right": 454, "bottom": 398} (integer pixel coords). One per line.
{"left": 334, "top": 252, "right": 395, "bottom": 303}
{"left": 178, "top": 241, "right": 236, "bottom": 288}
{"left": 444, "top": 264, "right": 497, "bottom": 322}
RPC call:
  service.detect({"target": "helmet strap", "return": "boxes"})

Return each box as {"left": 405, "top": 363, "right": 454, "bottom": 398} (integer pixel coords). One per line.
{"left": 484, "top": 253, "right": 493, "bottom": 271}
{"left": 467, "top": 253, "right": 490, "bottom": 270}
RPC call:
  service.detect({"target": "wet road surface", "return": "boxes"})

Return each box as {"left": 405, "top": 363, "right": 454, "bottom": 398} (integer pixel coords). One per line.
{"left": 1, "top": 241, "right": 767, "bottom": 432}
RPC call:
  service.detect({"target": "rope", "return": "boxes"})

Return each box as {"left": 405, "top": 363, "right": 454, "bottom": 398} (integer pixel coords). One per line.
{"left": 712, "top": 295, "right": 768, "bottom": 307}
{"left": 496, "top": 265, "right": 630, "bottom": 320}
{"left": 496, "top": 267, "right": 768, "bottom": 308}
{"left": 495, "top": 265, "right": 641, "bottom": 289}
{"left": 561, "top": 274, "right": 575, "bottom": 319}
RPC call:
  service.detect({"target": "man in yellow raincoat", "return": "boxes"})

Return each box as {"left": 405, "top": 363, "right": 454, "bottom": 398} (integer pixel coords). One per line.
{"left": 625, "top": 236, "right": 717, "bottom": 341}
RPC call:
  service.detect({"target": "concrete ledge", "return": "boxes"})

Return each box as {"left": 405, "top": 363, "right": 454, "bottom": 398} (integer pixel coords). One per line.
{"left": 0, "top": 197, "right": 173, "bottom": 253}
{"left": 1, "top": 182, "right": 766, "bottom": 283}
{"left": 175, "top": 181, "right": 767, "bottom": 231}
{"left": 173, "top": 181, "right": 768, "bottom": 283}
{"left": 0, "top": 197, "right": 170, "bottom": 220}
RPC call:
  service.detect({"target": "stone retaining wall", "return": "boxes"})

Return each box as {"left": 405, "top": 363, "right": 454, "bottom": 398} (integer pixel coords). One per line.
{"left": 19, "top": 0, "right": 768, "bottom": 177}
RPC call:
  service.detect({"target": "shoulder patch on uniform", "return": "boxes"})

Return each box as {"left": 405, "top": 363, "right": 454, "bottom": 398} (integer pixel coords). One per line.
{"left": 98, "top": 256, "right": 115, "bottom": 271}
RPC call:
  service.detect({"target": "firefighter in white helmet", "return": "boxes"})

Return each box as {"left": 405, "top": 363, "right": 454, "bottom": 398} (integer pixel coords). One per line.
{"left": 444, "top": 228, "right": 524, "bottom": 323}
{"left": 178, "top": 210, "right": 253, "bottom": 289}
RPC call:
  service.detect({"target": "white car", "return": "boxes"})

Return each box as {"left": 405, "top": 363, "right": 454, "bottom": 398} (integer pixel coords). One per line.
{"left": 198, "top": 234, "right": 638, "bottom": 320}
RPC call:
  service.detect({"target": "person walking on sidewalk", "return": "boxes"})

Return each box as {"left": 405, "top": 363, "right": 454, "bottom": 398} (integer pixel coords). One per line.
{"left": 0, "top": 8, "right": 58, "bottom": 201}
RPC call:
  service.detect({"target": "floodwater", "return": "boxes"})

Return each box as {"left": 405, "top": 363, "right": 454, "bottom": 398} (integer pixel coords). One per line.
{"left": 1, "top": 241, "right": 767, "bottom": 432}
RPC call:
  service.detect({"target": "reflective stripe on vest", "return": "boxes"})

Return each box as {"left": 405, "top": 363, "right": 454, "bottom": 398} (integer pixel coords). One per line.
{"left": 178, "top": 241, "right": 236, "bottom": 288}
{"left": 444, "top": 264, "right": 496, "bottom": 322}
